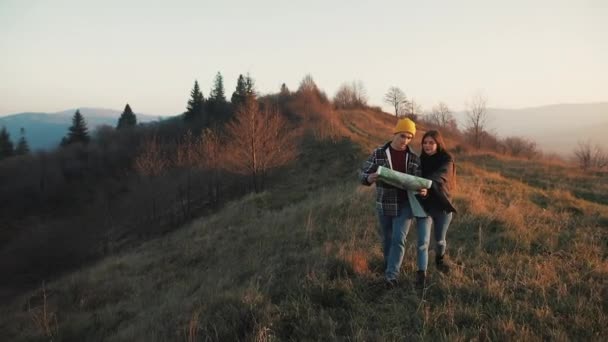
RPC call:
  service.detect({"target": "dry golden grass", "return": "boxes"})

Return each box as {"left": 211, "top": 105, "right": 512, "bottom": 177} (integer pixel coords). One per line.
{"left": 339, "top": 109, "right": 397, "bottom": 150}
{"left": 1, "top": 108, "right": 606, "bottom": 341}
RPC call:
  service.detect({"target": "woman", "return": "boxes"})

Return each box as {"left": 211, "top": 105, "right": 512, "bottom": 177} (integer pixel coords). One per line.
{"left": 415, "top": 130, "right": 457, "bottom": 288}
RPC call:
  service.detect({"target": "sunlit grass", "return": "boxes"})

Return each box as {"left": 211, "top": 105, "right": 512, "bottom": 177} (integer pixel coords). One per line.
{"left": 1, "top": 110, "right": 606, "bottom": 341}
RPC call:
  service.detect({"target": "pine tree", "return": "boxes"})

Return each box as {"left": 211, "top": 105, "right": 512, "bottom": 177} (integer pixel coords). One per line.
{"left": 231, "top": 74, "right": 257, "bottom": 109}
{"left": 61, "top": 109, "right": 90, "bottom": 146}
{"left": 231, "top": 74, "right": 247, "bottom": 108}
{"left": 117, "top": 103, "right": 137, "bottom": 129}
{"left": 184, "top": 80, "right": 206, "bottom": 123}
{"left": 280, "top": 83, "right": 290, "bottom": 96}
{"left": 209, "top": 72, "right": 226, "bottom": 103}
{"left": 0, "top": 126, "right": 14, "bottom": 160}
{"left": 245, "top": 74, "right": 256, "bottom": 98}
{"left": 207, "top": 72, "right": 230, "bottom": 124}
{"left": 15, "top": 127, "right": 29, "bottom": 155}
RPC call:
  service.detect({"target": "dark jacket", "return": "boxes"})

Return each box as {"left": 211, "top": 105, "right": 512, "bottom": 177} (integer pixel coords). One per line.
{"left": 360, "top": 142, "right": 421, "bottom": 216}
{"left": 420, "top": 151, "right": 457, "bottom": 213}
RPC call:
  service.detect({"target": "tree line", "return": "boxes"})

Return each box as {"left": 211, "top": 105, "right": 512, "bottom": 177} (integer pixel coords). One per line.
{"left": 0, "top": 126, "right": 30, "bottom": 160}
{"left": 0, "top": 72, "right": 338, "bottom": 299}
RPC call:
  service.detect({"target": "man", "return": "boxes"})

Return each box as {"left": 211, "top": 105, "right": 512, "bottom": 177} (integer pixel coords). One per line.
{"left": 359, "top": 118, "right": 425, "bottom": 287}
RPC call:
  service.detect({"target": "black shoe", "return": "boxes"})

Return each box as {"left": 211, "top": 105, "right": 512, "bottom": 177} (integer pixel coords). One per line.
{"left": 385, "top": 278, "right": 398, "bottom": 289}
{"left": 436, "top": 254, "right": 451, "bottom": 273}
{"left": 415, "top": 270, "right": 426, "bottom": 289}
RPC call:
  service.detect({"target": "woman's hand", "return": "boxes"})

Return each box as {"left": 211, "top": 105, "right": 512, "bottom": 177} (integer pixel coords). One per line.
{"left": 418, "top": 188, "right": 428, "bottom": 197}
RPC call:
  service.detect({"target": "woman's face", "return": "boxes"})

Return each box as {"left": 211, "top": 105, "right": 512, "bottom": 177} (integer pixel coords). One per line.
{"left": 422, "top": 136, "right": 438, "bottom": 155}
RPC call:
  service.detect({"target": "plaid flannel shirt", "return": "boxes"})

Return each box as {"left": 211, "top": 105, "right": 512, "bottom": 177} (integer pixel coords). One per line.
{"left": 359, "top": 142, "right": 421, "bottom": 216}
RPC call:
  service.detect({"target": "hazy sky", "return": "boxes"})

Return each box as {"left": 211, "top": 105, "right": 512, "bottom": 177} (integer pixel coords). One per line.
{"left": 1, "top": 0, "right": 606, "bottom": 116}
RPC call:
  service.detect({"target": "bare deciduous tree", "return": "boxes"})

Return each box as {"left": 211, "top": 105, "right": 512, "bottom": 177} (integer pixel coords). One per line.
{"left": 426, "top": 102, "right": 458, "bottom": 130}
{"left": 199, "top": 128, "right": 223, "bottom": 205}
{"left": 333, "top": 85, "right": 353, "bottom": 109}
{"left": 503, "top": 136, "right": 538, "bottom": 159}
{"left": 175, "top": 130, "right": 201, "bottom": 220}
{"left": 298, "top": 74, "right": 319, "bottom": 94}
{"left": 295, "top": 74, "right": 330, "bottom": 112}
{"left": 225, "top": 99, "right": 297, "bottom": 192}
{"left": 400, "top": 98, "right": 423, "bottom": 120}
{"left": 134, "top": 135, "right": 168, "bottom": 177}
{"left": 176, "top": 130, "right": 199, "bottom": 168}
{"left": 351, "top": 80, "right": 368, "bottom": 107}
{"left": 465, "top": 93, "right": 488, "bottom": 149}
{"left": 134, "top": 135, "right": 169, "bottom": 221}
{"left": 173, "top": 128, "right": 227, "bottom": 216}
{"left": 384, "top": 87, "right": 407, "bottom": 116}
{"left": 574, "top": 141, "right": 608, "bottom": 170}
{"left": 333, "top": 81, "right": 368, "bottom": 109}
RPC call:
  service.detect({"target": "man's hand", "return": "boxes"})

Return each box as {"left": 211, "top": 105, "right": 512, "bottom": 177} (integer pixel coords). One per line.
{"left": 418, "top": 188, "right": 428, "bottom": 197}
{"left": 367, "top": 172, "right": 379, "bottom": 184}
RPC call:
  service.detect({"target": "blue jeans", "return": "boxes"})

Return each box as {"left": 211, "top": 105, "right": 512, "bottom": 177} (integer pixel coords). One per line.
{"left": 416, "top": 209, "right": 453, "bottom": 271}
{"left": 378, "top": 205, "right": 414, "bottom": 280}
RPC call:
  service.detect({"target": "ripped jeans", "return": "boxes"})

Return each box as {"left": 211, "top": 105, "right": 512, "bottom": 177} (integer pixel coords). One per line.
{"left": 415, "top": 208, "right": 453, "bottom": 271}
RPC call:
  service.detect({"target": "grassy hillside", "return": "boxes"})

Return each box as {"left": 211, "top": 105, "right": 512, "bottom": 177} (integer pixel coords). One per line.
{"left": 1, "top": 109, "right": 606, "bottom": 341}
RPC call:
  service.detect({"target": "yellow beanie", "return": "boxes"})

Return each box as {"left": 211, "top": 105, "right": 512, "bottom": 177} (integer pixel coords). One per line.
{"left": 393, "top": 118, "right": 416, "bottom": 135}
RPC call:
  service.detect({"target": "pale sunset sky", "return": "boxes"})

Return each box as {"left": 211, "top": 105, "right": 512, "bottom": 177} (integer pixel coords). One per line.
{"left": 0, "top": 0, "right": 606, "bottom": 116}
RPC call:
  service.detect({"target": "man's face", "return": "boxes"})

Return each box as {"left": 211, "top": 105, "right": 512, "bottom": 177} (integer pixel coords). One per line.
{"left": 391, "top": 132, "right": 414, "bottom": 151}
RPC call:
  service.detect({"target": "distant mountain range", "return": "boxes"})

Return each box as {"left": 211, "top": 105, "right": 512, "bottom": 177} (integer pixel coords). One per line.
{"left": 0, "top": 108, "right": 165, "bottom": 151}
{"left": 453, "top": 102, "right": 608, "bottom": 155}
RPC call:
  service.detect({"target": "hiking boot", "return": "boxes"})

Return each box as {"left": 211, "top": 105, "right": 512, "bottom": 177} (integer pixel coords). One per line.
{"left": 436, "top": 254, "right": 451, "bottom": 273}
{"left": 385, "top": 278, "right": 398, "bottom": 289}
{"left": 415, "top": 270, "right": 426, "bottom": 289}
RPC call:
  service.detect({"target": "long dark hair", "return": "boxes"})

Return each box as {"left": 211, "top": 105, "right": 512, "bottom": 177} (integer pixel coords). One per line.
{"left": 421, "top": 130, "right": 447, "bottom": 156}
{"left": 420, "top": 130, "right": 456, "bottom": 188}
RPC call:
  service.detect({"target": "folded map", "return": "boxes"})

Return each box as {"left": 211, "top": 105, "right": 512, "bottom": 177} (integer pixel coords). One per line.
{"left": 377, "top": 166, "right": 432, "bottom": 191}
